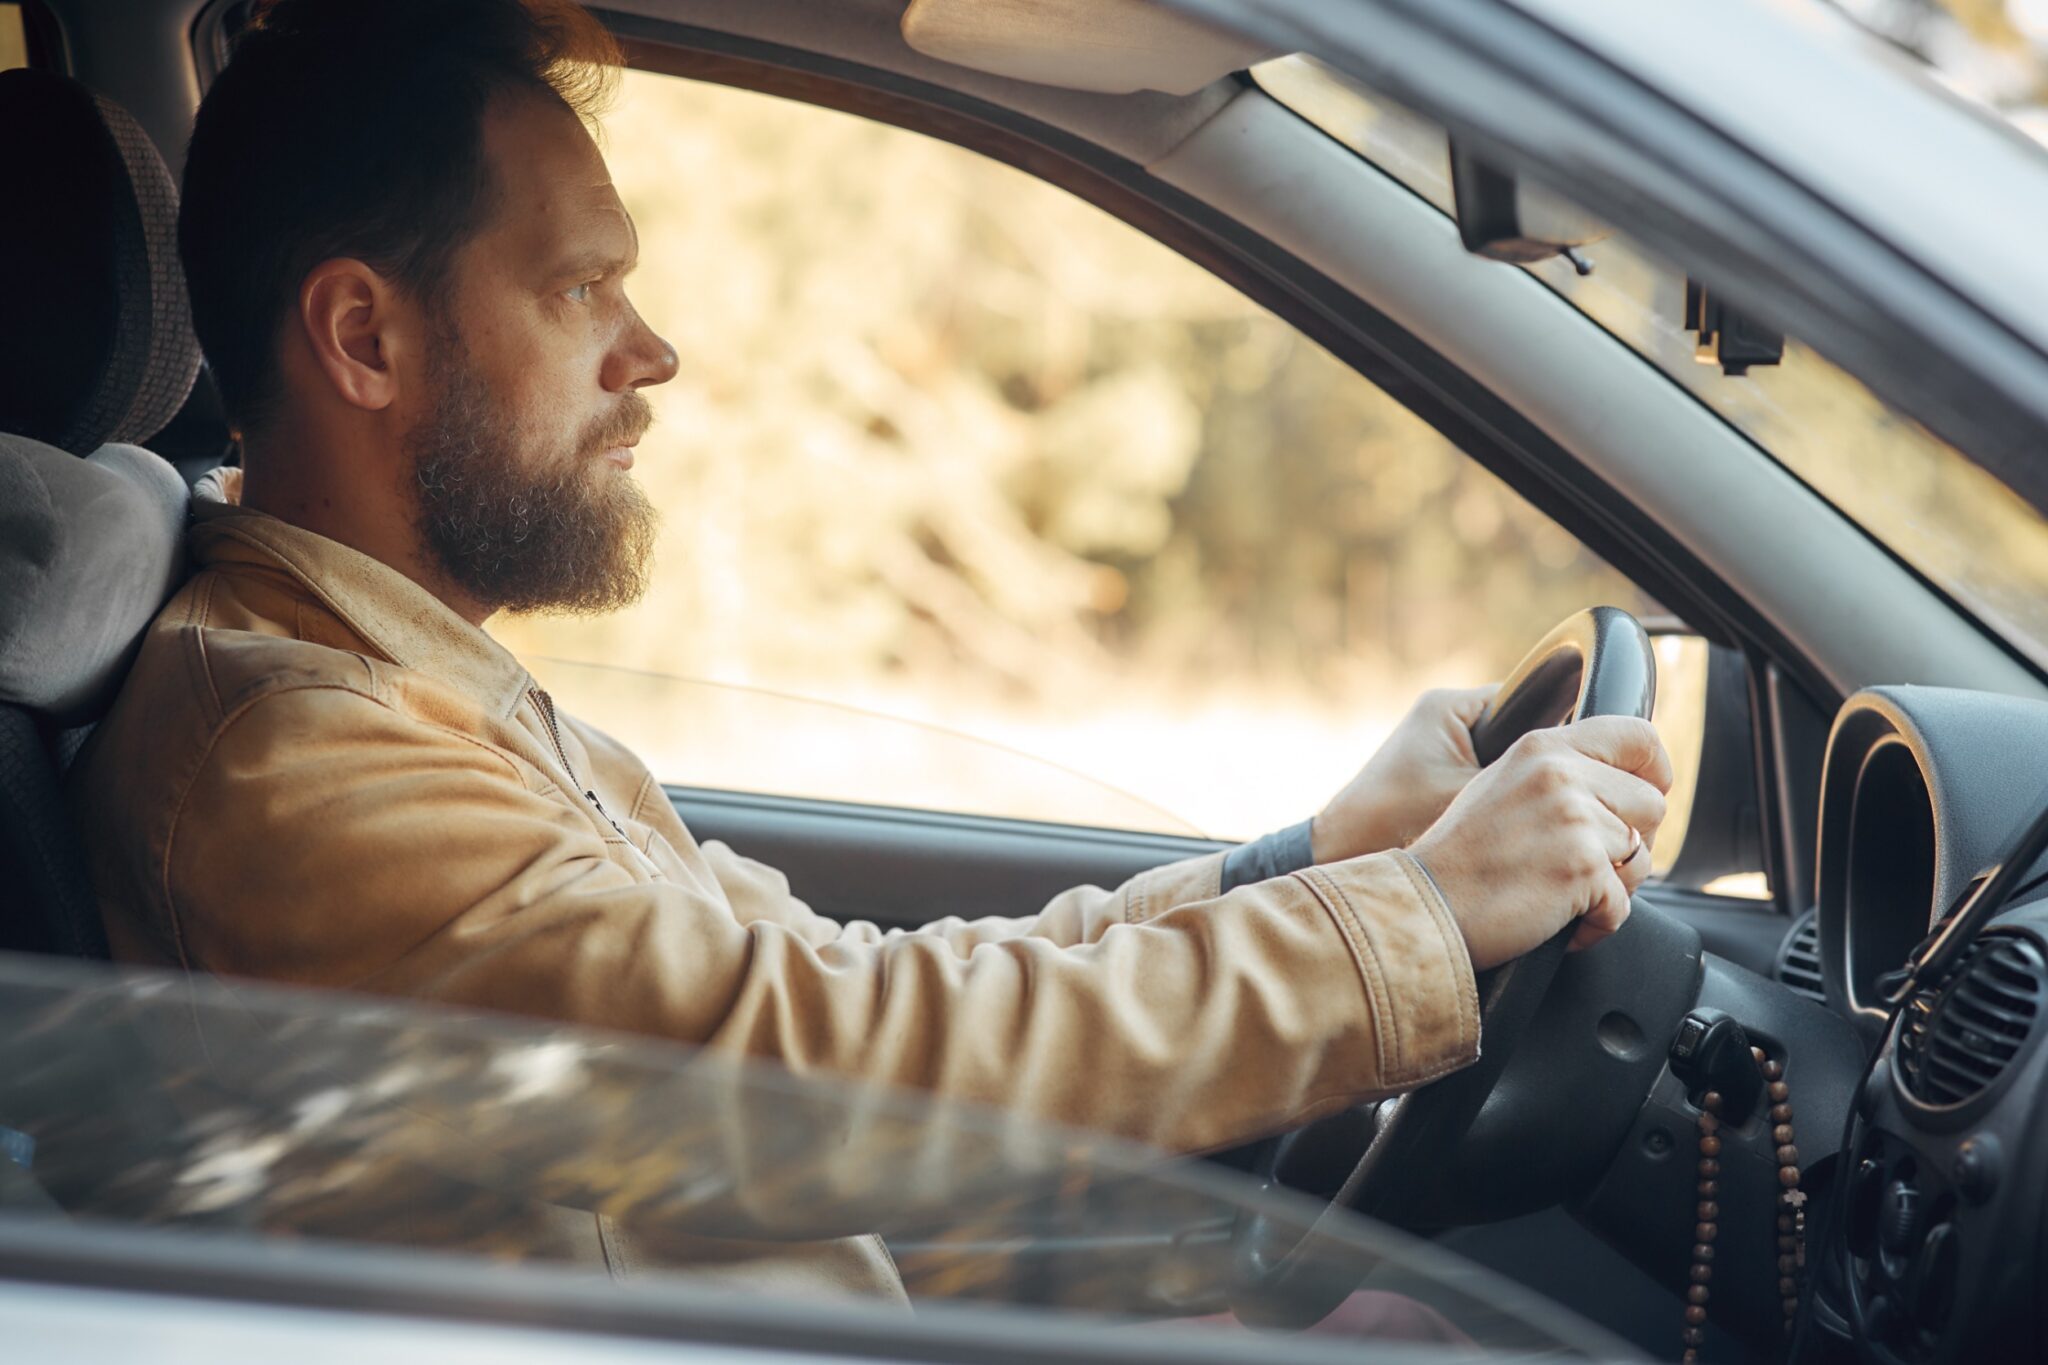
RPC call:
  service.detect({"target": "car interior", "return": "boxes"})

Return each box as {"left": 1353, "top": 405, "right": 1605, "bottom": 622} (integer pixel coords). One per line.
{"left": 6, "top": 1, "right": 2048, "bottom": 1362}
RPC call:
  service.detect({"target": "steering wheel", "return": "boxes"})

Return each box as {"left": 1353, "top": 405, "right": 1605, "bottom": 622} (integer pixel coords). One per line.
{"left": 1229, "top": 606, "right": 1657, "bottom": 1326}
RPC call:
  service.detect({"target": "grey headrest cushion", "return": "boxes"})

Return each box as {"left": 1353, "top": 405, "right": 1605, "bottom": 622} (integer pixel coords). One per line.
{"left": 0, "top": 68, "right": 202, "bottom": 455}
{"left": 0, "top": 434, "right": 188, "bottom": 721}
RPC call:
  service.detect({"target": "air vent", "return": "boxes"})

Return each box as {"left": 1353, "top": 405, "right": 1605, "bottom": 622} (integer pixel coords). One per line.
{"left": 1898, "top": 934, "right": 2046, "bottom": 1107}
{"left": 1776, "top": 909, "right": 1826, "bottom": 1004}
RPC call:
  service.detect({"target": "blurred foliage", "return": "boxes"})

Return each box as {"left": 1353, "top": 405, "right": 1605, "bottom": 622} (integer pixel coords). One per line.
{"left": 495, "top": 70, "right": 1650, "bottom": 743}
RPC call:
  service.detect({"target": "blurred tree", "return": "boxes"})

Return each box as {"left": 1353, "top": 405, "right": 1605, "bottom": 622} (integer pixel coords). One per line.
{"left": 500, "top": 71, "right": 1648, "bottom": 713}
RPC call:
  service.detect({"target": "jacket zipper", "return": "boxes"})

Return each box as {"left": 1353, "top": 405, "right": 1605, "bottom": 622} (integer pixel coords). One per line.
{"left": 529, "top": 686, "right": 626, "bottom": 837}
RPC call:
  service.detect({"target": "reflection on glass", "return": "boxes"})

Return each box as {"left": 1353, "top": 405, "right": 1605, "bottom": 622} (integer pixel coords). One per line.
{"left": 523, "top": 656, "right": 1208, "bottom": 837}
{"left": 0, "top": 954, "right": 1623, "bottom": 1357}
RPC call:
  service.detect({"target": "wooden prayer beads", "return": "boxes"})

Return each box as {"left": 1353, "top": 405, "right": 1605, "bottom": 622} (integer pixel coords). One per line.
{"left": 1678, "top": 1047, "right": 1804, "bottom": 1363}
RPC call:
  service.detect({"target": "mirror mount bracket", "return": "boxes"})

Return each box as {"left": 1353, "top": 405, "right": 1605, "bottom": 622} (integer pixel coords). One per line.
{"left": 1449, "top": 139, "right": 1608, "bottom": 266}
{"left": 1684, "top": 278, "right": 1784, "bottom": 376}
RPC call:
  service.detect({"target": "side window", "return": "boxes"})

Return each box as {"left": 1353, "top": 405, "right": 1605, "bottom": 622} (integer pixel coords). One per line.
{"left": 0, "top": 3, "right": 51, "bottom": 71}
{"left": 494, "top": 68, "right": 1661, "bottom": 846}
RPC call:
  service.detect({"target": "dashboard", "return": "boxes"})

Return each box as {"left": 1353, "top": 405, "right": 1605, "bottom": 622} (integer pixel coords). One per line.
{"left": 1810, "top": 686, "right": 2048, "bottom": 1361}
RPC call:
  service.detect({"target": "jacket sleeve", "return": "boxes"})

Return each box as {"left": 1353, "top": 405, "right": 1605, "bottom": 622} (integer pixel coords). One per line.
{"left": 164, "top": 685, "right": 1481, "bottom": 1166}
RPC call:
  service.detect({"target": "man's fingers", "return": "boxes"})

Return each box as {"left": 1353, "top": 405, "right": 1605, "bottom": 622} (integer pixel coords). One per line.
{"left": 1585, "top": 783, "right": 1655, "bottom": 893}
{"left": 1616, "top": 834, "right": 1653, "bottom": 894}
{"left": 1560, "top": 715, "right": 1674, "bottom": 794}
{"left": 1441, "top": 683, "right": 1501, "bottom": 725}
{"left": 1570, "top": 866, "right": 1633, "bottom": 951}
{"left": 1594, "top": 807, "right": 1642, "bottom": 866}
{"left": 1581, "top": 763, "right": 1667, "bottom": 846}
{"left": 1441, "top": 684, "right": 1503, "bottom": 763}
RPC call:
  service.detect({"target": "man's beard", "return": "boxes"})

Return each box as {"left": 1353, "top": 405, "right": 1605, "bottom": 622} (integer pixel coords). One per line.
{"left": 407, "top": 342, "right": 659, "bottom": 617}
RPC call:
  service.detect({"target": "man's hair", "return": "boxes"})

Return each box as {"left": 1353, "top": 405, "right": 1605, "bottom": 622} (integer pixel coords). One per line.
{"left": 179, "top": 0, "right": 619, "bottom": 432}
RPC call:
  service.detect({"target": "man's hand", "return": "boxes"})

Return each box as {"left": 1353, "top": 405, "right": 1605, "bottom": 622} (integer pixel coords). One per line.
{"left": 1311, "top": 685, "right": 1498, "bottom": 864}
{"left": 1408, "top": 717, "right": 1673, "bottom": 969}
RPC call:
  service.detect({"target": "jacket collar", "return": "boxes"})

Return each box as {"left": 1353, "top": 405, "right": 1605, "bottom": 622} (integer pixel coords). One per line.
{"left": 188, "top": 499, "right": 533, "bottom": 718}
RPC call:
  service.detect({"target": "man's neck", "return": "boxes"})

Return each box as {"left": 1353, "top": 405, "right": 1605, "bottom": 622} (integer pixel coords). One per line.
{"left": 239, "top": 431, "right": 496, "bottom": 628}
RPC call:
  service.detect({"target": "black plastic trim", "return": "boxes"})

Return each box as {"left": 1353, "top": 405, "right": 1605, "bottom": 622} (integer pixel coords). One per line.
{"left": 669, "top": 785, "right": 1228, "bottom": 927}
{"left": 1638, "top": 883, "right": 1788, "bottom": 979}
{"left": 1892, "top": 926, "right": 2047, "bottom": 1126}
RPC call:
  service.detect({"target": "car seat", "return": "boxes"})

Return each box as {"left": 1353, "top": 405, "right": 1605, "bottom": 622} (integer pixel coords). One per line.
{"left": 0, "top": 68, "right": 202, "bottom": 958}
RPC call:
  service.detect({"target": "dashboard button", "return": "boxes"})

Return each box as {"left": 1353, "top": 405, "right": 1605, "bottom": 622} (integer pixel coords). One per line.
{"left": 1952, "top": 1133, "right": 2001, "bottom": 1204}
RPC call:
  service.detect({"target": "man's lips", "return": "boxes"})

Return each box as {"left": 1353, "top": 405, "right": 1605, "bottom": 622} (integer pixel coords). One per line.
{"left": 602, "top": 444, "right": 635, "bottom": 469}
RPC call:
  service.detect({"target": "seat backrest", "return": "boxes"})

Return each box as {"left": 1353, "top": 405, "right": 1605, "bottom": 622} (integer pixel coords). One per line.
{"left": 0, "top": 707, "right": 99, "bottom": 958}
{"left": 0, "top": 68, "right": 202, "bottom": 957}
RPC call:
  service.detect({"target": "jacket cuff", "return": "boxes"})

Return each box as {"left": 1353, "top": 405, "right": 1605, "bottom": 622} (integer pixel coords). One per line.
{"left": 1220, "top": 817, "right": 1317, "bottom": 893}
{"left": 1122, "top": 850, "right": 1227, "bottom": 925}
{"left": 1291, "top": 849, "right": 1481, "bottom": 1089}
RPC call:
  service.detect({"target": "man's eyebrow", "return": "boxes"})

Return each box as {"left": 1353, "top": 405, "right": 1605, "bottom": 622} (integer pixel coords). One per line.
{"left": 550, "top": 245, "right": 638, "bottom": 283}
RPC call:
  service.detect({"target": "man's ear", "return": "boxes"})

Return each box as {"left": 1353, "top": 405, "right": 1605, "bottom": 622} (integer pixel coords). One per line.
{"left": 296, "top": 258, "right": 414, "bottom": 413}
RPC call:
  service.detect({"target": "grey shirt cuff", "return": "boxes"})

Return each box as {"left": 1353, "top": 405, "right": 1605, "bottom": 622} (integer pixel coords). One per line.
{"left": 1220, "top": 817, "right": 1317, "bottom": 893}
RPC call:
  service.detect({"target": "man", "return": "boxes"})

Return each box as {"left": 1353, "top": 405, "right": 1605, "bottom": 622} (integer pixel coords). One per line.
{"left": 72, "top": 0, "right": 1667, "bottom": 1286}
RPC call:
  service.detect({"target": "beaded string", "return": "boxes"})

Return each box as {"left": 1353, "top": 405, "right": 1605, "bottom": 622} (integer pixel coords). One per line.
{"left": 1681, "top": 1046, "right": 1803, "bottom": 1362}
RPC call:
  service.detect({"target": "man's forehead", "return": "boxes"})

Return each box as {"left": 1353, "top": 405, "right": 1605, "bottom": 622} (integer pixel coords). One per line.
{"left": 478, "top": 92, "right": 631, "bottom": 256}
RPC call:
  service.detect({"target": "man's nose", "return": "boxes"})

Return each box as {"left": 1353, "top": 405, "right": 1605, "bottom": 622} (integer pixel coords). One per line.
{"left": 604, "top": 305, "right": 680, "bottom": 392}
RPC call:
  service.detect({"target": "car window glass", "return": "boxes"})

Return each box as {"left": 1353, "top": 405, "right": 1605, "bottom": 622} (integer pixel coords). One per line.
{"left": 0, "top": 954, "right": 1625, "bottom": 1358}
{"left": 493, "top": 68, "right": 1669, "bottom": 846}
{"left": 0, "top": 5, "right": 38, "bottom": 70}
{"left": 525, "top": 656, "right": 1208, "bottom": 836}
{"left": 1253, "top": 55, "right": 2048, "bottom": 676}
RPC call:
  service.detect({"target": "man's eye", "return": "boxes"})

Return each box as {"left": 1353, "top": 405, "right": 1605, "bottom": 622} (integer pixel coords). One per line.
{"left": 564, "top": 281, "right": 595, "bottom": 304}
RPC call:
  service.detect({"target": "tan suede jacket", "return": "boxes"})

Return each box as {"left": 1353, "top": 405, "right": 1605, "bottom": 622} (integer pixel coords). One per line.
{"left": 69, "top": 499, "right": 1482, "bottom": 1303}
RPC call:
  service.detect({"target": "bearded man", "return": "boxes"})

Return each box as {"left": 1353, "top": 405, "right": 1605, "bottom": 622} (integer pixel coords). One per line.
{"left": 70, "top": 0, "right": 1669, "bottom": 1298}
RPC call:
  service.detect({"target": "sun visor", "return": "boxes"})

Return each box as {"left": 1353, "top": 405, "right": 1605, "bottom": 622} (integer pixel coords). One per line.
{"left": 901, "top": 0, "right": 1280, "bottom": 96}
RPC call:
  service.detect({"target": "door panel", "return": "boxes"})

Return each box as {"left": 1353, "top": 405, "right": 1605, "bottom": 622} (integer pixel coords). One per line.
{"left": 670, "top": 787, "right": 1227, "bottom": 926}
{"left": 672, "top": 787, "right": 1791, "bottom": 980}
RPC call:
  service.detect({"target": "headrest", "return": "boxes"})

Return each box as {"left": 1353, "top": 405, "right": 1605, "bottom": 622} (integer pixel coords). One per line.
{"left": 0, "top": 436, "right": 188, "bottom": 721}
{"left": 0, "top": 68, "right": 201, "bottom": 456}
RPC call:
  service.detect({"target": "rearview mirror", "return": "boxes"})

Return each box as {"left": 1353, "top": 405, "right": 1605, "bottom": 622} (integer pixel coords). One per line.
{"left": 1449, "top": 141, "right": 1609, "bottom": 265}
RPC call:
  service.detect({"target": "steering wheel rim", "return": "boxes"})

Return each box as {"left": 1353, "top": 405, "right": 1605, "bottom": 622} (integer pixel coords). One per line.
{"left": 1229, "top": 607, "right": 1657, "bottom": 1326}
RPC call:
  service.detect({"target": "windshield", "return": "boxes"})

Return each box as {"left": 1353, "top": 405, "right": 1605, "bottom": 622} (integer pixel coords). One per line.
{"left": 0, "top": 953, "right": 1623, "bottom": 1358}
{"left": 1253, "top": 55, "right": 2048, "bottom": 672}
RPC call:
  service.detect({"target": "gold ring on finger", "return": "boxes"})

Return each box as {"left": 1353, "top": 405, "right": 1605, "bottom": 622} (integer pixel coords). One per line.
{"left": 1616, "top": 828, "right": 1644, "bottom": 868}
